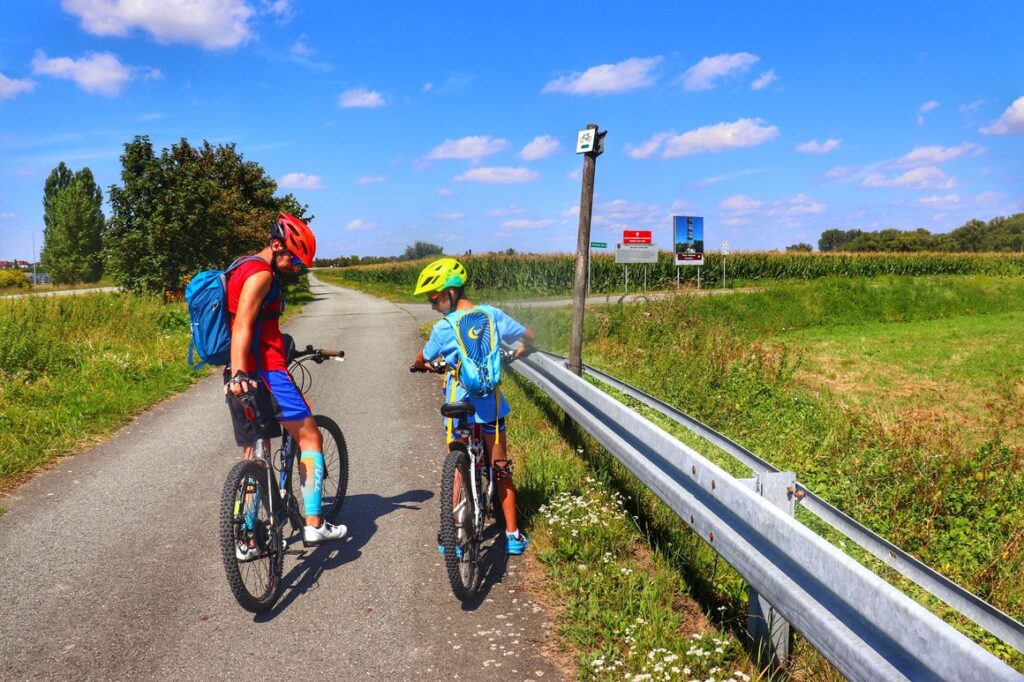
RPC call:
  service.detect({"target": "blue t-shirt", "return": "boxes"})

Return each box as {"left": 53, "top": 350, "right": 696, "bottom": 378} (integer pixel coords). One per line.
{"left": 422, "top": 304, "right": 527, "bottom": 424}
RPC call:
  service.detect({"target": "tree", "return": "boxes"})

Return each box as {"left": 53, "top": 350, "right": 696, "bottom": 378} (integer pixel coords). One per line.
{"left": 818, "top": 228, "right": 862, "bottom": 252}
{"left": 400, "top": 241, "right": 444, "bottom": 261}
{"left": 785, "top": 243, "right": 813, "bottom": 252}
{"left": 40, "top": 164, "right": 105, "bottom": 283}
{"left": 106, "top": 136, "right": 308, "bottom": 294}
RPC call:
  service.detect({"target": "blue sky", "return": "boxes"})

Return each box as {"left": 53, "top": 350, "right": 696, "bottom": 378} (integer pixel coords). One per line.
{"left": 2, "top": 1, "right": 1023, "bottom": 260}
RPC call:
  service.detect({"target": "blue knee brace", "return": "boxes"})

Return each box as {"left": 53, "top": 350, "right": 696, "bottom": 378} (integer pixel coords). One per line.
{"left": 300, "top": 451, "right": 325, "bottom": 517}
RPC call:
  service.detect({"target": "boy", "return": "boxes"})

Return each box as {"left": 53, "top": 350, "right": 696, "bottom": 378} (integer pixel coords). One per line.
{"left": 410, "top": 258, "right": 534, "bottom": 554}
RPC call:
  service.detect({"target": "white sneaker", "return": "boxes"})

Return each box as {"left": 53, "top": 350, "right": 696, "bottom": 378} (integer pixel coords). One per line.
{"left": 236, "top": 541, "right": 259, "bottom": 562}
{"left": 303, "top": 521, "right": 347, "bottom": 545}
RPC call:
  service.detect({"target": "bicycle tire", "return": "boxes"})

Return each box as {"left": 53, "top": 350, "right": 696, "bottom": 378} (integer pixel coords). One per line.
{"left": 440, "top": 445, "right": 480, "bottom": 601}
{"left": 289, "top": 415, "right": 349, "bottom": 521}
{"left": 219, "top": 459, "right": 284, "bottom": 613}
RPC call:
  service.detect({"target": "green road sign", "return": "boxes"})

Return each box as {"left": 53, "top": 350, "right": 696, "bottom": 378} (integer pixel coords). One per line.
{"left": 590, "top": 241, "right": 607, "bottom": 248}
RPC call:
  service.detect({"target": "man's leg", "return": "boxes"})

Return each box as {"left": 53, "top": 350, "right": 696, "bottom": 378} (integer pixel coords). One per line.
{"left": 280, "top": 415, "right": 324, "bottom": 525}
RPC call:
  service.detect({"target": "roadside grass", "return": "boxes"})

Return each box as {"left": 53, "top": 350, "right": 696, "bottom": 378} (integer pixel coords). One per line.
{"left": 503, "top": 374, "right": 757, "bottom": 681}
{"left": 507, "top": 274, "right": 1024, "bottom": 670}
{"left": 0, "top": 274, "right": 312, "bottom": 492}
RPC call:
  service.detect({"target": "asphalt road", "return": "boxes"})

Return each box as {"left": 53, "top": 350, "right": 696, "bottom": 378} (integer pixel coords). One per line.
{"left": 0, "top": 276, "right": 562, "bottom": 681}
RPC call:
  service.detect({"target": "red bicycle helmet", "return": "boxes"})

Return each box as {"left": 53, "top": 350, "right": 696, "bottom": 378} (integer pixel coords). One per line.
{"left": 271, "top": 213, "right": 316, "bottom": 267}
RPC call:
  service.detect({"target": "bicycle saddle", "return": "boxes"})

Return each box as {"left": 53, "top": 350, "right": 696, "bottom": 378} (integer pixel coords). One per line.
{"left": 440, "top": 402, "right": 476, "bottom": 419}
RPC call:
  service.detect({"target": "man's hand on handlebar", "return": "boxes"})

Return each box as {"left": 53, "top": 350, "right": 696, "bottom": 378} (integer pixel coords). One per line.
{"left": 226, "top": 371, "right": 259, "bottom": 396}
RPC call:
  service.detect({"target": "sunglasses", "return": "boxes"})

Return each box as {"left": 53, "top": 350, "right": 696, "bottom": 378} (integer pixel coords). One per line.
{"left": 428, "top": 294, "right": 443, "bottom": 306}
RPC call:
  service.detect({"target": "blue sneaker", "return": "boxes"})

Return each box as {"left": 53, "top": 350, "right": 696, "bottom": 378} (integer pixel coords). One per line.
{"left": 506, "top": 531, "right": 529, "bottom": 555}
{"left": 438, "top": 544, "right": 464, "bottom": 559}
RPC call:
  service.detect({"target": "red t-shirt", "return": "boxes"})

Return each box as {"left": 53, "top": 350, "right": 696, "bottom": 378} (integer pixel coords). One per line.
{"left": 226, "top": 257, "right": 287, "bottom": 371}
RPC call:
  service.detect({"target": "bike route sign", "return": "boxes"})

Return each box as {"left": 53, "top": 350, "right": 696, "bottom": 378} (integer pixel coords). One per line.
{"left": 590, "top": 241, "right": 608, "bottom": 249}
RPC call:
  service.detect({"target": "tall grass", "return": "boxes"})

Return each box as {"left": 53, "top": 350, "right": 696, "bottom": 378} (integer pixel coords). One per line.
{"left": 0, "top": 274, "right": 311, "bottom": 489}
{"left": 326, "top": 251, "right": 1024, "bottom": 298}
{"left": 511, "top": 276, "right": 1024, "bottom": 668}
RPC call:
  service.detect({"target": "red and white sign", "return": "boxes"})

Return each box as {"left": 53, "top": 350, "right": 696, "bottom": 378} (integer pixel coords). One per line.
{"left": 623, "top": 230, "right": 652, "bottom": 244}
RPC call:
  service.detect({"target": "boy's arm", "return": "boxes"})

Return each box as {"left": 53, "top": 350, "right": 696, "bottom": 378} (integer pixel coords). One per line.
{"left": 412, "top": 321, "right": 444, "bottom": 370}
{"left": 513, "top": 327, "right": 535, "bottom": 359}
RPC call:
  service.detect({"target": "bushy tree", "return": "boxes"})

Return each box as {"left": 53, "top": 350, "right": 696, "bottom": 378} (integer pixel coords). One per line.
{"left": 106, "top": 136, "right": 308, "bottom": 294}
{"left": 400, "top": 241, "right": 444, "bottom": 261}
{"left": 785, "top": 243, "right": 813, "bottom": 252}
{"left": 40, "top": 164, "right": 105, "bottom": 283}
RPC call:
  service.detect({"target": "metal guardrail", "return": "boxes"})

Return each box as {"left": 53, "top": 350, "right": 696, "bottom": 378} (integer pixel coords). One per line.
{"left": 560, "top": 353, "right": 1024, "bottom": 658}
{"left": 509, "top": 350, "right": 1022, "bottom": 681}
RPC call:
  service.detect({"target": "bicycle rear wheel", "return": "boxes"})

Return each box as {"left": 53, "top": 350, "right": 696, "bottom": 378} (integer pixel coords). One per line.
{"left": 439, "top": 445, "right": 480, "bottom": 601}
{"left": 289, "top": 415, "right": 349, "bottom": 522}
{"left": 219, "top": 459, "right": 283, "bottom": 613}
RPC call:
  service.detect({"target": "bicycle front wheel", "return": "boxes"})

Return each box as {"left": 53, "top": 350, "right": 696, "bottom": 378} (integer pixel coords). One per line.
{"left": 439, "top": 445, "right": 480, "bottom": 601}
{"left": 219, "top": 459, "right": 284, "bottom": 613}
{"left": 289, "top": 415, "right": 349, "bottom": 522}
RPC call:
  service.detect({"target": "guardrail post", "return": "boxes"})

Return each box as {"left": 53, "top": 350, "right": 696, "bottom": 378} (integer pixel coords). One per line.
{"left": 747, "top": 471, "right": 795, "bottom": 672}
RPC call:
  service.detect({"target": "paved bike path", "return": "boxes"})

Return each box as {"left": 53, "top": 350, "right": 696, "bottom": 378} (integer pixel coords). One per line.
{"left": 0, "top": 276, "right": 562, "bottom": 680}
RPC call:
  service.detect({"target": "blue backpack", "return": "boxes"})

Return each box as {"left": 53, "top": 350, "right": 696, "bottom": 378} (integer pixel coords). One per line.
{"left": 184, "top": 256, "right": 269, "bottom": 370}
{"left": 445, "top": 305, "right": 502, "bottom": 399}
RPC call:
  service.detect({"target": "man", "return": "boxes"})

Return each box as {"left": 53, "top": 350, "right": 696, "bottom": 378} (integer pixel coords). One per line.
{"left": 225, "top": 212, "right": 346, "bottom": 547}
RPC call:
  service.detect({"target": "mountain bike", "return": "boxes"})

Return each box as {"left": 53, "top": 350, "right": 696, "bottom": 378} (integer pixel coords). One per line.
{"left": 410, "top": 349, "right": 516, "bottom": 601}
{"left": 219, "top": 343, "right": 349, "bottom": 613}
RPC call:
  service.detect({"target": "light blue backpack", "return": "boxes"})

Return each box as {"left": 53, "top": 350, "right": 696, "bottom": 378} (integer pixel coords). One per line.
{"left": 184, "top": 256, "right": 268, "bottom": 369}
{"left": 444, "top": 305, "right": 502, "bottom": 399}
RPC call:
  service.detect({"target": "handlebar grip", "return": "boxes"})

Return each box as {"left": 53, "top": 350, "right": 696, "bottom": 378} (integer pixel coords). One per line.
{"left": 320, "top": 349, "right": 345, "bottom": 359}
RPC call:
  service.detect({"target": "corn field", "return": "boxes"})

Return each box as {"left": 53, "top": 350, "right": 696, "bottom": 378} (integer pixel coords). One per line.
{"left": 326, "top": 251, "right": 1024, "bottom": 296}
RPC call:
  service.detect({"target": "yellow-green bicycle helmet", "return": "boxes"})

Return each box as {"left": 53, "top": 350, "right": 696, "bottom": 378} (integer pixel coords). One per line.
{"left": 414, "top": 257, "right": 467, "bottom": 295}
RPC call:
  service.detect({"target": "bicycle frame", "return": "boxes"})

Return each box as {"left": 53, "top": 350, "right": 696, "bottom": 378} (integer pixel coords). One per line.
{"left": 449, "top": 421, "right": 493, "bottom": 536}
{"left": 250, "top": 437, "right": 305, "bottom": 535}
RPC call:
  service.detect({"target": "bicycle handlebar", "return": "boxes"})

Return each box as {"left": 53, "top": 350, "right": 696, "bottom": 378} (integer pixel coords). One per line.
{"left": 292, "top": 344, "right": 345, "bottom": 364}
{"left": 409, "top": 347, "right": 525, "bottom": 374}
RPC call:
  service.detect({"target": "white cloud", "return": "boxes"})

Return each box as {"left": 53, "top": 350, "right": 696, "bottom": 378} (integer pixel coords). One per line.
{"left": 959, "top": 100, "right": 985, "bottom": 112}
{"left": 796, "top": 138, "right": 841, "bottom": 154}
{"left": 625, "top": 133, "right": 671, "bottom": 159}
{"left": 263, "top": 0, "right": 291, "bottom": 18}
{"left": 61, "top": 0, "right": 253, "bottom": 50}
{"left": 355, "top": 175, "right": 387, "bottom": 186}
{"left": 980, "top": 96, "right": 1024, "bottom": 135}
{"left": 519, "top": 135, "right": 561, "bottom": 161}
{"left": 278, "top": 172, "right": 325, "bottom": 189}
{"left": 750, "top": 69, "right": 777, "bottom": 91}
{"left": 720, "top": 194, "right": 763, "bottom": 215}
{"left": 435, "top": 212, "right": 465, "bottom": 221}
{"left": 825, "top": 166, "right": 853, "bottom": 180}
{"left": 895, "top": 143, "right": 980, "bottom": 166}
{"left": 632, "top": 118, "right": 779, "bottom": 159}
{"left": 768, "top": 193, "right": 826, "bottom": 216}
{"left": 0, "top": 72, "right": 36, "bottom": 100}
{"left": 976, "top": 191, "right": 1003, "bottom": 204}
{"left": 484, "top": 205, "right": 526, "bottom": 217}
{"left": 500, "top": 219, "right": 552, "bottom": 229}
{"left": 338, "top": 87, "right": 385, "bottom": 108}
{"left": 422, "top": 82, "right": 434, "bottom": 92}
{"left": 560, "top": 205, "right": 580, "bottom": 219}
{"left": 346, "top": 219, "right": 375, "bottom": 231}
{"left": 916, "top": 114, "right": 926, "bottom": 127}
{"left": 915, "top": 194, "right": 961, "bottom": 208}
{"left": 696, "top": 168, "right": 767, "bottom": 188}
{"left": 567, "top": 169, "right": 581, "bottom": 181}
{"left": 428, "top": 135, "right": 510, "bottom": 160}
{"left": 437, "top": 187, "right": 454, "bottom": 197}
{"left": 31, "top": 51, "right": 134, "bottom": 96}
{"left": 542, "top": 56, "right": 662, "bottom": 95}
{"left": 682, "top": 52, "right": 759, "bottom": 91}
{"left": 0, "top": 212, "right": 16, "bottom": 220}
{"left": 862, "top": 166, "right": 955, "bottom": 189}
{"left": 291, "top": 37, "right": 312, "bottom": 57}
{"left": 454, "top": 167, "right": 539, "bottom": 184}
{"left": 919, "top": 100, "right": 940, "bottom": 112}
{"left": 139, "top": 112, "right": 165, "bottom": 121}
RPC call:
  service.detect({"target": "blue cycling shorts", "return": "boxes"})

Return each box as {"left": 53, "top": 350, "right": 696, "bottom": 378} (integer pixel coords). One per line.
{"left": 260, "top": 370, "right": 312, "bottom": 422}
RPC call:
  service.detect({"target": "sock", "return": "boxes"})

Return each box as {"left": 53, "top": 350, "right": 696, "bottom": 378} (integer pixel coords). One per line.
{"left": 300, "top": 451, "right": 325, "bottom": 519}
{"left": 506, "top": 530, "right": 521, "bottom": 540}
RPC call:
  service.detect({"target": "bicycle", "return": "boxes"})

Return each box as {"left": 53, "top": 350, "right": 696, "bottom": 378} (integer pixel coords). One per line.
{"left": 219, "top": 342, "right": 350, "bottom": 613}
{"left": 410, "top": 349, "right": 517, "bottom": 601}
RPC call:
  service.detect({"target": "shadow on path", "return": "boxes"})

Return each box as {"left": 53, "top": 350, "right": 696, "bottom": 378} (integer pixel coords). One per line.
{"left": 255, "top": 488, "right": 433, "bottom": 620}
